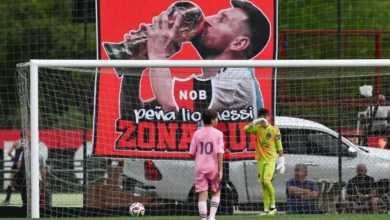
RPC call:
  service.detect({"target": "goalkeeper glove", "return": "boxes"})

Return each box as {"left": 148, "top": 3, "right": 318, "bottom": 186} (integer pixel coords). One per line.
{"left": 252, "top": 118, "right": 268, "bottom": 127}
{"left": 276, "top": 156, "right": 286, "bottom": 175}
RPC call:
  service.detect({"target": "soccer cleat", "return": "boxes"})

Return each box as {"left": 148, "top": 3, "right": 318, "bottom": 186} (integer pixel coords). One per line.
{"left": 259, "top": 211, "right": 269, "bottom": 216}
{"left": 268, "top": 208, "right": 277, "bottom": 216}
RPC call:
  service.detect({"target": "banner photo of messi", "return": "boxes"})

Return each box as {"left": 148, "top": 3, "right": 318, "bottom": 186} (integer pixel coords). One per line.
{"left": 94, "top": 0, "right": 277, "bottom": 160}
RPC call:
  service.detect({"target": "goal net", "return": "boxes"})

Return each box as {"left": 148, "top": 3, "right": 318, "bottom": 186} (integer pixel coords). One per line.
{"left": 16, "top": 60, "right": 390, "bottom": 218}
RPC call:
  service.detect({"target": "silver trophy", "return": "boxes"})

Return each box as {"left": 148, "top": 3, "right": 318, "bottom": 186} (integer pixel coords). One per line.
{"left": 103, "top": 1, "right": 204, "bottom": 75}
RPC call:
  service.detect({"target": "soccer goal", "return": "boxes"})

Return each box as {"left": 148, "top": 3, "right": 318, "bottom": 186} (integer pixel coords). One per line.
{"left": 17, "top": 59, "right": 390, "bottom": 218}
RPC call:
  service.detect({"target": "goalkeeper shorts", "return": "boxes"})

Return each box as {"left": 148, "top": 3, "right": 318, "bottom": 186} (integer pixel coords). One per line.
{"left": 257, "top": 160, "right": 275, "bottom": 182}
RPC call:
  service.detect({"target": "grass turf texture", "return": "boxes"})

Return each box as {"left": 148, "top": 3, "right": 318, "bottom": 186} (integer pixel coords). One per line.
{"left": 7, "top": 214, "right": 390, "bottom": 220}
{"left": 0, "top": 193, "right": 83, "bottom": 207}
{"left": 2, "top": 194, "right": 389, "bottom": 219}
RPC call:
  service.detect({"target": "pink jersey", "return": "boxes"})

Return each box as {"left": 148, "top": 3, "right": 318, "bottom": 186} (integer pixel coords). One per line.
{"left": 189, "top": 127, "right": 225, "bottom": 174}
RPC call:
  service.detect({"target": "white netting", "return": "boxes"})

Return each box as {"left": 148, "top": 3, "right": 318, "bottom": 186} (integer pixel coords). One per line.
{"left": 15, "top": 62, "right": 390, "bottom": 218}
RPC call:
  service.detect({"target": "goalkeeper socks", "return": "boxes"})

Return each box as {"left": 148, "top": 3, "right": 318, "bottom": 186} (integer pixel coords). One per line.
{"left": 5, "top": 185, "right": 13, "bottom": 201}
{"left": 198, "top": 201, "right": 207, "bottom": 220}
{"left": 263, "top": 182, "right": 275, "bottom": 206}
{"left": 209, "top": 196, "right": 220, "bottom": 218}
{"left": 262, "top": 185, "right": 270, "bottom": 211}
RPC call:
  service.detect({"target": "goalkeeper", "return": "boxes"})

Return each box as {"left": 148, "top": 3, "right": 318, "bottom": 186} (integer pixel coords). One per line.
{"left": 244, "top": 108, "right": 285, "bottom": 216}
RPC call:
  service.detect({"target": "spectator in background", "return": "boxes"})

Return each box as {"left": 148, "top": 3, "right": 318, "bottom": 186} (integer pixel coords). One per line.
{"left": 371, "top": 95, "right": 390, "bottom": 136}
{"left": 377, "top": 137, "right": 388, "bottom": 149}
{"left": 360, "top": 94, "right": 390, "bottom": 147}
{"left": 286, "top": 164, "right": 325, "bottom": 214}
{"left": 345, "top": 164, "right": 378, "bottom": 214}
{"left": 3, "top": 131, "right": 26, "bottom": 205}
{"left": 16, "top": 151, "right": 47, "bottom": 207}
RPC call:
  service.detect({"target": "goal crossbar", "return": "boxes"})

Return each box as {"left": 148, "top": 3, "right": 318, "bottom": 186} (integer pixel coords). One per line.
{"left": 29, "top": 59, "right": 390, "bottom": 68}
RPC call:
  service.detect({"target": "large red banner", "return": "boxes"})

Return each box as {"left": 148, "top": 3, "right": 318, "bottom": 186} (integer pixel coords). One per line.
{"left": 94, "top": 0, "right": 277, "bottom": 160}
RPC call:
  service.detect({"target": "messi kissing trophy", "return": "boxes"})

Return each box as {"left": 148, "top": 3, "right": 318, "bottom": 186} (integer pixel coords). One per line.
{"left": 103, "top": 1, "right": 205, "bottom": 75}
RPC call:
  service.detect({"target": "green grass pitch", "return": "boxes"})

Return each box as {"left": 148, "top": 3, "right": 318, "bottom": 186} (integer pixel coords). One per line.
{"left": 7, "top": 214, "right": 390, "bottom": 220}
{"left": 2, "top": 193, "right": 389, "bottom": 219}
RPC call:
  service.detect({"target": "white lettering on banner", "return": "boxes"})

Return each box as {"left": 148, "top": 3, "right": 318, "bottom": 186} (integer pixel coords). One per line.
{"left": 179, "top": 90, "right": 207, "bottom": 100}
{"left": 133, "top": 107, "right": 254, "bottom": 123}
{"left": 181, "top": 108, "right": 202, "bottom": 122}
{"left": 134, "top": 107, "right": 176, "bottom": 124}
{"left": 218, "top": 108, "right": 254, "bottom": 122}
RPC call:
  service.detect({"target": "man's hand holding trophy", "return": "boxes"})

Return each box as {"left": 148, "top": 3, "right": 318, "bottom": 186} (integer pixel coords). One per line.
{"left": 103, "top": 2, "right": 205, "bottom": 75}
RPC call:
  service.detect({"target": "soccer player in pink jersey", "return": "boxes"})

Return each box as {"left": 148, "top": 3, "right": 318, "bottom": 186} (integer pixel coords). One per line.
{"left": 189, "top": 108, "right": 225, "bottom": 220}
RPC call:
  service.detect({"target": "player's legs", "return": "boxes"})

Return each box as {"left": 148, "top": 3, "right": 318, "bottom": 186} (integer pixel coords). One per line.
{"left": 257, "top": 161, "right": 269, "bottom": 215}
{"left": 3, "top": 165, "right": 17, "bottom": 204}
{"left": 196, "top": 173, "right": 208, "bottom": 220}
{"left": 9, "top": 172, "right": 15, "bottom": 185}
{"left": 209, "top": 172, "right": 221, "bottom": 220}
{"left": 209, "top": 190, "right": 220, "bottom": 220}
{"left": 262, "top": 162, "right": 276, "bottom": 215}
{"left": 262, "top": 186, "right": 270, "bottom": 211}
{"left": 258, "top": 161, "right": 276, "bottom": 215}
{"left": 198, "top": 191, "right": 208, "bottom": 220}
{"left": 21, "top": 181, "right": 27, "bottom": 207}
{"left": 263, "top": 180, "right": 277, "bottom": 215}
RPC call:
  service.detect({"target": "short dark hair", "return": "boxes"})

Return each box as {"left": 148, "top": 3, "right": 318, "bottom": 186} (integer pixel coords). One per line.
{"left": 257, "top": 108, "right": 269, "bottom": 117}
{"left": 295, "top": 164, "right": 308, "bottom": 173}
{"left": 20, "top": 131, "right": 26, "bottom": 138}
{"left": 231, "top": 0, "right": 271, "bottom": 59}
{"left": 202, "top": 108, "right": 218, "bottom": 125}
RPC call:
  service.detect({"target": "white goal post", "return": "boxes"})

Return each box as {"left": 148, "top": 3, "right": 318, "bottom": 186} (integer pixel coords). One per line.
{"left": 26, "top": 59, "right": 390, "bottom": 218}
